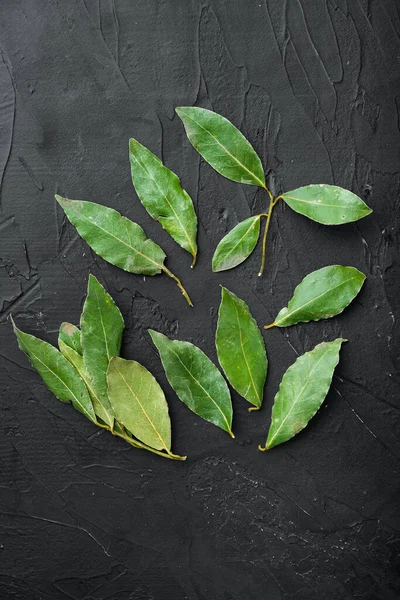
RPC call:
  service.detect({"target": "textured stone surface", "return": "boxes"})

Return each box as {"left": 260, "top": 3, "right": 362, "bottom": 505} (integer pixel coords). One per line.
{"left": 0, "top": 1, "right": 399, "bottom": 598}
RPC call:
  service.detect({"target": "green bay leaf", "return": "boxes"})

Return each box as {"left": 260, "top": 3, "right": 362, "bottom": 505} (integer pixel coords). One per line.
{"left": 107, "top": 357, "right": 172, "bottom": 452}
{"left": 55, "top": 195, "right": 166, "bottom": 275}
{"left": 149, "top": 329, "right": 234, "bottom": 437}
{"left": 212, "top": 215, "right": 261, "bottom": 272}
{"left": 259, "top": 338, "right": 346, "bottom": 451}
{"left": 129, "top": 138, "right": 198, "bottom": 265}
{"left": 13, "top": 318, "right": 96, "bottom": 423}
{"left": 281, "top": 184, "right": 372, "bottom": 225}
{"left": 58, "top": 339, "right": 111, "bottom": 427}
{"left": 216, "top": 287, "right": 267, "bottom": 410}
{"left": 59, "top": 322, "right": 82, "bottom": 355}
{"left": 266, "top": 265, "right": 366, "bottom": 328}
{"left": 176, "top": 107, "right": 265, "bottom": 188}
{"left": 80, "top": 275, "right": 124, "bottom": 426}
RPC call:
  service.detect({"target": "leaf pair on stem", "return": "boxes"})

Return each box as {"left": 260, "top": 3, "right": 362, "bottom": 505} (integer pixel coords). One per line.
{"left": 176, "top": 107, "right": 372, "bottom": 275}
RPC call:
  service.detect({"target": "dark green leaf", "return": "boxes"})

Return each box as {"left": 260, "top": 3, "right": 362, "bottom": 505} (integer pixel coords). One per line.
{"left": 176, "top": 107, "right": 265, "bottom": 188}
{"left": 281, "top": 184, "right": 372, "bottom": 225}
{"left": 55, "top": 195, "right": 166, "bottom": 275}
{"left": 59, "top": 322, "right": 82, "bottom": 355}
{"left": 80, "top": 274, "right": 124, "bottom": 427}
{"left": 149, "top": 329, "right": 234, "bottom": 437}
{"left": 13, "top": 318, "right": 96, "bottom": 423}
{"left": 266, "top": 266, "right": 366, "bottom": 328}
{"left": 129, "top": 138, "right": 198, "bottom": 265}
{"left": 107, "top": 357, "right": 172, "bottom": 452}
{"left": 212, "top": 215, "right": 261, "bottom": 272}
{"left": 216, "top": 287, "right": 267, "bottom": 409}
{"left": 259, "top": 339, "right": 345, "bottom": 451}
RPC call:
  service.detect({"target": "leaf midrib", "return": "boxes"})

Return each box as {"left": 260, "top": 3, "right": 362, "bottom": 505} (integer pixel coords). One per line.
{"left": 164, "top": 342, "right": 232, "bottom": 432}
{"left": 267, "top": 347, "right": 331, "bottom": 448}
{"left": 181, "top": 109, "right": 265, "bottom": 187}
{"left": 282, "top": 194, "right": 360, "bottom": 210}
{"left": 115, "top": 363, "right": 169, "bottom": 452}
{"left": 234, "top": 304, "right": 261, "bottom": 406}
{"left": 67, "top": 203, "right": 164, "bottom": 272}
{"left": 24, "top": 341, "right": 93, "bottom": 420}
{"left": 131, "top": 151, "right": 197, "bottom": 258}
{"left": 275, "top": 276, "right": 360, "bottom": 326}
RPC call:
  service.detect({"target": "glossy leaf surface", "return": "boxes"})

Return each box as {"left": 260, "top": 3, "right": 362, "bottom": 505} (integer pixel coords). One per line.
{"left": 281, "top": 184, "right": 372, "bottom": 225}
{"left": 13, "top": 319, "right": 96, "bottom": 423}
{"left": 212, "top": 215, "right": 261, "bottom": 272}
{"left": 216, "top": 287, "right": 267, "bottom": 409}
{"left": 176, "top": 107, "right": 265, "bottom": 187}
{"left": 107, "top": 357, "right": 171, "bottom": 452}
{"left": 149, "top": 329, "right": 234, "bottom": 436}
{"left": 56, "top": 196, "right": 166, "bottom": 275}
{"left": 59, "top": 322, "right": 82, "bottom": 355}
{"left": 267, "top": 266, "right": 366, "bottom": 328}
{"left": 81, "top": 275, "right": 124, "bottom": 424}
{"left": 129, "top": 138, "right": 198, "bottom": 264}
{"left": 260, "top": 339, "right": 345, "bottom": 451}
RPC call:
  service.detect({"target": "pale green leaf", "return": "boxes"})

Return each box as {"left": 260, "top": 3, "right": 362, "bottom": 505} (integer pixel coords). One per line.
{"left": 259, "top": 339, "right": 346, "bottom": 451}
{"left": 59, "top": 322, "right": 82, "bottom": 355}
{"left": 281, "top": 184, "right": 372, "bottom": 225}
{"left": 13, "top": 318, "right": 96, "bottom": 423}
{"left": 176, "top": 107, "right": 265, "bottom": 187}
{"left": 266, "top": 266, "right": 366, "bottom": 328}
{"left": 129, "top": 138, "right": 198, "bottom": 265}
{"left": 55, "top": 195, "right": 166, "bottom": 275}
{"left": 216, "top": 287, "right": 267, "bottom": 409}
{"left": 212, "top": 215, "right": 261, "bottom": 272}
{"left": 149, "top": 329, "right": 234, "bottom": 437}
{"left": 107, "top": 357, "right": 171, "bottom": 452}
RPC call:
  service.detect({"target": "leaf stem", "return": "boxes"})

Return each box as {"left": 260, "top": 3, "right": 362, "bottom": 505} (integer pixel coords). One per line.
{"left": 258, "top": 194, "right": 281, "bottom": 277}
{"left": 248, "top": 405, "right": 261, "bottom": 412}
{"left": 258, "top": 444, "right": 268, "bottom": 452}
{"left": 263, "top": 322, "right": 275, "bottom": 330}
{"left": 228, "top": 429, "right": 235, "bottom": 439}
{"left": 97, "top": 422, "right": 187, "bottom": 460}
{"left": 161, "top": 266, "right": 193, "bottom": 307}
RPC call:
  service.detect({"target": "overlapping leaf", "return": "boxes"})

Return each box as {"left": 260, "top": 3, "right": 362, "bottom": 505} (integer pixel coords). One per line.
{"left": 149, "top": 329, "right": 234, "bottom": 437}
{"left": 107, "top": 357, "right": 172, "bottom": 452}
{"left": 176, "top": 107, "right": 266, "bottom": 187}
{"left": 266, "top": 266, "right": 366, "bottom": 328}
{"left": 12, "top": 318, "right": 96, "bottom": 423}
{"left": 216, "top": 287, "right": 267, "bottom": 409}
{"left": 212, "top": 215, "right": 261, "bottom": 272}
{"left": 129, "top": 138, "right": 198, "bottom": 265}
{"left": 80, "top": 274, "right": 124, "bottom": 427}
{"left": 59, "top": 322, "right": 82, "bottom": 354}
{"left": 281, "top": 185, "right": 372, "bottom": 225}
{"left": 259, "top": 339, "right": 345, "bottom": 451}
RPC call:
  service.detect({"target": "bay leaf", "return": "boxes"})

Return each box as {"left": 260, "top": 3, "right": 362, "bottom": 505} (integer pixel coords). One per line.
{"left": 216, "top": 287, "right": 267, "bottom": 410}
{"left": 259, "top": 338, "right": 346, "bottom": 451}
{"left": 266, "top": 265, "right": 366, "bottom": 328}
{"left": 58, "top": 339, "right": 111, "bottom": 427}
{"left": 56, "top": 196, "right": 193, "bottom": 306}
{"left": 176, "top": 107, "right": 266, "bottom": 188}
{"left": 12, "top": 318, "right": 96, "bottom": 423}
{"left": 281, "top": 184, "right": 372, "bottom": 224}
{"left": 149, "top": 329, "right": 234, "bottom": 437}
{"left": 80, "top": 274, "right": 124, "bottom": 426}
{"left": 212, "top": 215, "right": 261, "bottom": 272}
{"left": 107, "top": 357, "right": 172, "bottom": 452}
{"left": 129, "top": 138, "right": 198, "bottom": 265}
{"left": 59, "top": 322, "right": 82, "bottom": 355}
{"left": 56, "top": 195, "right": 166, "bottom": 275}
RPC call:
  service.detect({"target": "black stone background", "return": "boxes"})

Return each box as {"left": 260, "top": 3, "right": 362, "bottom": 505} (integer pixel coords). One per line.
{"left": 0, "top": 1, "right": 399, "bottom": 599}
